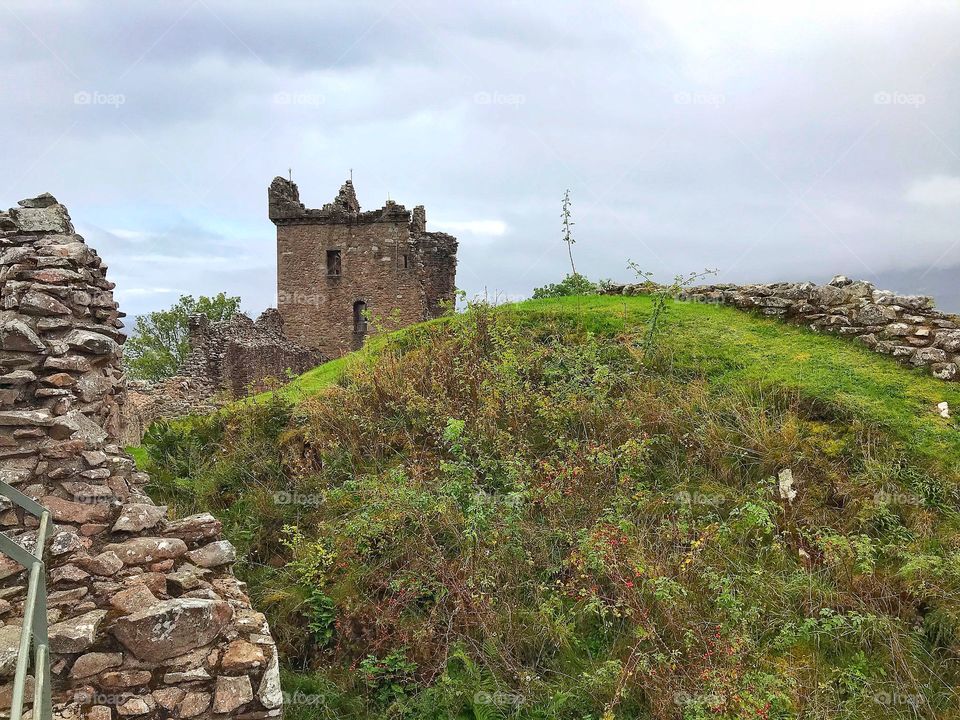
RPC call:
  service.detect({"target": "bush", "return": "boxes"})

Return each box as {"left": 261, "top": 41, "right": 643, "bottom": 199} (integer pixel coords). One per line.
{"left": 532, "top": 272, "right": 603, "bottom": 299}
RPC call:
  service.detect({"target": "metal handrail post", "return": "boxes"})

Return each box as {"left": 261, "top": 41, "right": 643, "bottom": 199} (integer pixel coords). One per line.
{"left": 33, "top": 552, "right": 52, "bottom": 720}
{"left": 0, "top": 489, "right": 53, "bottom": 720}
{"left": 9, "top": 561, "right": 42, "bottom": 720}
{"left": 34, "top": 643, "right": 49, "bottom": 715}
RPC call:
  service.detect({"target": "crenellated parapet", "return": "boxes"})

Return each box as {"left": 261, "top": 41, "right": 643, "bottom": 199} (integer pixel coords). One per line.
{"left": 268, "top": 176, "right": 458, "bottom": 356}
{"left": 269, "top": 177, "right": 414, "bottom": 226}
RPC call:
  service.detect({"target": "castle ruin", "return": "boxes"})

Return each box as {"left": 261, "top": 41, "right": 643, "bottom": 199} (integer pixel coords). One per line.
{"left": 268, "top": 176, "right": 458, "bottom": 357}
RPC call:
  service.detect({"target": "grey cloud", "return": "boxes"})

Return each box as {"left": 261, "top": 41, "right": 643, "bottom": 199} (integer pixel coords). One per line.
{"left": 2, "top": 1, "right": 959, "bottom": 319}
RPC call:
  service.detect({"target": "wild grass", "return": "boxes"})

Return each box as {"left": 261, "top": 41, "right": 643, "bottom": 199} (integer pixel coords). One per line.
{"left": 140, "top": 297, "right": 960, "bottom": 719}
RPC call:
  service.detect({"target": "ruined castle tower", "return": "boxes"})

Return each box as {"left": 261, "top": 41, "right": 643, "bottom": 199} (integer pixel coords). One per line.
{"left": 268, "top": 176, "right": 458, "bottom": 356}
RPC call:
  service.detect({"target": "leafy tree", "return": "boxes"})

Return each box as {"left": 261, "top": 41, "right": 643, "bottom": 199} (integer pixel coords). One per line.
{"left": 125, "top": 293, "right": 241, "bottom": 381}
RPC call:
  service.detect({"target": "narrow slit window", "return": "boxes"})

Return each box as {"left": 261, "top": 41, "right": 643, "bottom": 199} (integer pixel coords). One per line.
{"left": 326, "top": 249, "right": 341, "bottom": 276}
{"left": 402, "top": 254, "right": 409, "bottom": 269}
{"left": 353, "top": 300, "right": 367, "bottom": 333}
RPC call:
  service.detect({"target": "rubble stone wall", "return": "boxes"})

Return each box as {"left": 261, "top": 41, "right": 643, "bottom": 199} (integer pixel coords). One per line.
{"left": 118, "top": 378, "right": 218, "bottom": 448}
{"left": 119, "top": 309, "right": 322, "bottom": 446}
{"left": 0, "top": 194, "right": 283, "bottom": 719}
{"left": 603, "top": 275, "right": 960, "bottom": 381}
{"left": 180, "top": 309, "right": 323, "bottom": 397}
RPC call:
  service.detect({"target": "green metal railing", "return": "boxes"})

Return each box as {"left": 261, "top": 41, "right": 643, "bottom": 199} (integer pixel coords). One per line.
{"left": 0, "top": 481, "right": 52, "bottom": 720}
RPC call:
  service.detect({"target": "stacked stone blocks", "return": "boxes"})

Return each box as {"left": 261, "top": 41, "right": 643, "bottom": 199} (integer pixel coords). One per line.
{"left": 179, "top": 309, "right": 323, "bottom": 397}
{"left": 0, "top": 194, "right": 282, "bottom": 719}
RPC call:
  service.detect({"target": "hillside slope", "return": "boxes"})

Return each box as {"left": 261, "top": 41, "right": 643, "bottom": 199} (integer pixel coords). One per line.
{"left": 141, "top": 297, "right": 960, "bottom": 719}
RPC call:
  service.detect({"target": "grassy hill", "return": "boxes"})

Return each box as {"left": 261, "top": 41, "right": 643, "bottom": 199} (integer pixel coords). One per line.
{"left": 139, "top": 296, "right": 960, "bottom": 719}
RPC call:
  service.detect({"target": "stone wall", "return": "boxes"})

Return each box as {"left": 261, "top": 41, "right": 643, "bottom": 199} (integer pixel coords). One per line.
{"left": 419, "top": 229, "right": 459, "bottom": 320}
{"left": 0, "top": 194, "right": 283, "bottom": 719}
{"left": 269, "top": 177, "right": 458, "bottom": 357}
{"left": 119, "top": 309, "right": 322, "bottom": 446}
{"left": 180, "top": 309, "right": 323, "bottom": 397}
{"left": 603, "top": 275, "right": 960, "bottom": 381}
{"left": 118, "top": 378, "right": 218, "bottom": 448}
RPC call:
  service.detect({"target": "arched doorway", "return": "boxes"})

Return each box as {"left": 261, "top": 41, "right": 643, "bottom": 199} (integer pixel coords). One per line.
{"left": 353, "top": 300, "right": 368, "bottom": 334}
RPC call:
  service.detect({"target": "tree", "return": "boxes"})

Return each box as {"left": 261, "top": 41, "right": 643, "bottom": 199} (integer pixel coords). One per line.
{"left": 125, "top": 293, "right": 241, "bottom": 381}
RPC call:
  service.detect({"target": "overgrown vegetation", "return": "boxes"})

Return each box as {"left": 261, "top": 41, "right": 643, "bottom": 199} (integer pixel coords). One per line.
{"left": 126, "top": 292, "right": 241, "bottom": 381}
{"left": 532, "top": 273, "right": 605, "bottom": 299}
{"left": 142, "top": 297, "right": 960, "bottom": 719}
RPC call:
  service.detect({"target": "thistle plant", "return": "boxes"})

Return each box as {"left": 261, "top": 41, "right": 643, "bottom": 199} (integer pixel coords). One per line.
{"left": 562, "top": 189, "right": 576, "bottom": 276}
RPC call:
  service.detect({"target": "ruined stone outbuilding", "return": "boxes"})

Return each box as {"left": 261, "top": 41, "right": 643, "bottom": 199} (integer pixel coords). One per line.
{"left": 269, "top": 176, "right": 458, "bottom": 357}
{"left": 0, "top": 193, "right": 283, "bottom": 719}
{"left": 118, "top": 377, "right": 218, "bottom": 448}
{"left": 120, "top": 308, "right": 324, "bottom": 446}
{"left": 179, "top": 308, "right": 323, "bottom": 397}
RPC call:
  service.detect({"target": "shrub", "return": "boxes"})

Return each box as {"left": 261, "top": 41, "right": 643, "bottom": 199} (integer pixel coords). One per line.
{"left": 532, "top": 272, "right": 602, "bottom": 299}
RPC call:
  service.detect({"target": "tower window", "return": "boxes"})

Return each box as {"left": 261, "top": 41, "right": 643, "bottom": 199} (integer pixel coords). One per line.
{"left": 353, "top": 300, "right": 367, "bottom": 334}
{"left": 402, "top": 254, "right": 409, "bottom": 269}
{"left": 326, "top": 249, "right": 341, "bottom": 276}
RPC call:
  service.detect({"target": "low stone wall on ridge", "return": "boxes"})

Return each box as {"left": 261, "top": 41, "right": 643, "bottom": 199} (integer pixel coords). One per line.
{"left": 603, "top": 275, "right": 960, "bottom": 382}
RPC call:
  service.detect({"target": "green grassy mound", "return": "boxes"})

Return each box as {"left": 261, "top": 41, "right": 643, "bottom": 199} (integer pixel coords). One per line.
{"left": 140, "top": 297, "right": 960, "bottom": 719}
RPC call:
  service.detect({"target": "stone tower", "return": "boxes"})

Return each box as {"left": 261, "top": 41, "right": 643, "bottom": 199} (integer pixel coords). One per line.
{"left": 268, "top": 176, "right": 458, "bottom": 356}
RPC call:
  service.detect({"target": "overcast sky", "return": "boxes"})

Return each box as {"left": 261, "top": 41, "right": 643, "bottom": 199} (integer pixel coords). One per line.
{"left": 3, "top": 0, "right": 960, "bottom": 317}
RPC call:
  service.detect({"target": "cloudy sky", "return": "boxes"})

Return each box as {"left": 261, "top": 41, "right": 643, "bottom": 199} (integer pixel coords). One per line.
{"left": 3, "top": 0, "right": 960, "bottom": 317}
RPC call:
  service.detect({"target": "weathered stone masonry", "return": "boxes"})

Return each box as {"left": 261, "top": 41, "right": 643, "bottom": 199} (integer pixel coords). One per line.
{"left": 0, "top": 194, "right": 282, "bottom": 719}
{"left": 118, "top": 377, "right": 218, "bottom": 449}
{"left": 604, "top": 275, "right": 960, "bottom": 381}
{"left": 179, "top": 309, "right": 322, "bottom": 398}
{"left": 120, "top": 306, "right": 324, "bottom": 447}
{"left": 269, "top": 176, "right": 458, "bottom": 358}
